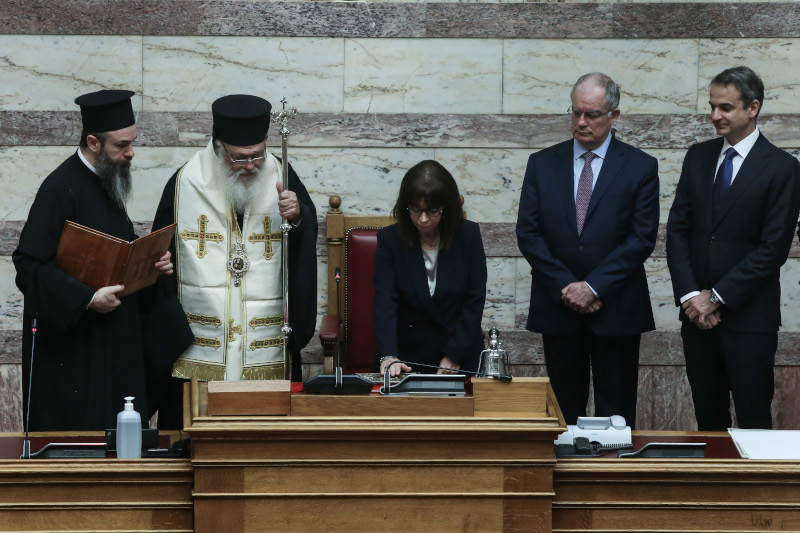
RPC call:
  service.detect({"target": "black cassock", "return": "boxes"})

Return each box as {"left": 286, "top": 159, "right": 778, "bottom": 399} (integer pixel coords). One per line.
{"left": 13, "top": 153, "right": 149, "bottom": 431}
{"left": 149, "top": 159, "right": 318, "bottom": 425}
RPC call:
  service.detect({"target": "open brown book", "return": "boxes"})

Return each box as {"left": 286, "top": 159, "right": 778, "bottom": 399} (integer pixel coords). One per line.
{"left": 55, "top": 221, "right": 177, "bottom": 297}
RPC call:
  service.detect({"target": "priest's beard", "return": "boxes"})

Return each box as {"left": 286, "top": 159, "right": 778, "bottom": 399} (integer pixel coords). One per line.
{"left": 95, "top": 148, "right": 132, "bottom": 211}
{"left": 214, "top": 150, "right": 267, "bottom": 216}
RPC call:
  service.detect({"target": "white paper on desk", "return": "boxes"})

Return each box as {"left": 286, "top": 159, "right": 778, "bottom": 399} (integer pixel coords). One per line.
{"left": 728, "top": 429, "right": 800, "bottom": 459}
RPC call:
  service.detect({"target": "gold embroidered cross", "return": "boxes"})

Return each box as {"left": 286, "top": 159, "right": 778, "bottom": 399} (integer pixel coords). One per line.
{"left": 180, "top": 215, "right": 223, "bottom": 258}
{"left": 228, "top": 319, "right": 243, "bottom": 343}
{"left": 248, "top": 215, "right": 282, "bottom": 260}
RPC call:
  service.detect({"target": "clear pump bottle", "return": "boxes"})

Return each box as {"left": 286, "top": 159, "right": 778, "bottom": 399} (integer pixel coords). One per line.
{"left": 116, "top": 396, "right": 142, "bottom": 459}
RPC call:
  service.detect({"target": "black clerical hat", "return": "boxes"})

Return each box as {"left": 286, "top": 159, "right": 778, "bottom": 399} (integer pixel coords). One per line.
{"left": 212, "top": 94, "right": 272, "bottom": 146}
{"left": 74, "top": 89, "right": 136, "bottom": 132}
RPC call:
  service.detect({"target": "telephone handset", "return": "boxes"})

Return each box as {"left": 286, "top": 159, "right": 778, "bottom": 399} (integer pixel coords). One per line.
{"left": 554, "top": 415, "right": 633, "bottom": 457}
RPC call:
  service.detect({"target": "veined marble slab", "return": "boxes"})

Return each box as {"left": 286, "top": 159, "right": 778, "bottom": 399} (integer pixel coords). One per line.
{"left": 142, "top": 36, "right": 345, "bottom": 112}
{"left": 698, "top": 39, "right": 800, "bottom": 114}
{"left": 0, "top": 258, "right": 22, "bottom": 332}
{"left": 483, "top": 257, "right": 517, "bottom": 330}
{"left": 7, "top": 112, "right": 800, "bottom": 149}
{"left": 0, "top": 36, "right": 143, "bottom": 111}
{"left": 343, "top": 38, "right": 503, "bottom": 113}
{"left": 503, "top": 39, "right": 698, "bottom": 114}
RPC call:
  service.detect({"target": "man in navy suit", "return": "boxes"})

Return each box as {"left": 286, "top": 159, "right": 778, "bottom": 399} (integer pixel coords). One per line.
{"left": 516, "top": 72, "right": 659, "bottom": 428}
{"left": 667, "top": 66, "right": 800, "bottom": 430}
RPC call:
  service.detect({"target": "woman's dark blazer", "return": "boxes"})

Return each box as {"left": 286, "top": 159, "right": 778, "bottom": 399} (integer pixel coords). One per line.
{"left": 373, "top": 220, "right": 487, "bottom": 373}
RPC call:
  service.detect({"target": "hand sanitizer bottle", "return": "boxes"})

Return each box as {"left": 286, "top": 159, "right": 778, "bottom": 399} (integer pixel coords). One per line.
{"left": 116, "top": 396, "right": 142, "bottom": 459}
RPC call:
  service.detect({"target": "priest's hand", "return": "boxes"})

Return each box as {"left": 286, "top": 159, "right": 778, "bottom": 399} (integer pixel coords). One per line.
{"left": 276, "top": 181, "right": 301, "bottom": 225}
{"left": 437, "top": 356, "right": 461, "bottom": 375}
{"left": 89, "top": 285, "right": 124, "bottom": 313}
{"left": 155, "top": 251, "right": 173, "bottom": 275}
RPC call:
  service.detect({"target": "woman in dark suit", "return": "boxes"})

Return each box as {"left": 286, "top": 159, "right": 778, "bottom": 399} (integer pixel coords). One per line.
{"left": 374, "top": 160, "right": 487, "bottom": 377}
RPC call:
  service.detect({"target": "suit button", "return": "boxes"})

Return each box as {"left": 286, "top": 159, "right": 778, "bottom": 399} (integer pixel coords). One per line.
{"left": 710, "top": 236, "right": 716, "bottom": 244}
{"left": 578, "top": 245, "right": 584, "bottom": 252}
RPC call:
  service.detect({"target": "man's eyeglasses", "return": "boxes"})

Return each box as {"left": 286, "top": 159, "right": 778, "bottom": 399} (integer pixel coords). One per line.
{"left": 568, "top": 106, "right": 611, "bottom": 122}
{"left": 223, "top": 144, "right": 266, "bottom": 165}
{"left": 408, "top": 206, "right": 443, "bottom": 218}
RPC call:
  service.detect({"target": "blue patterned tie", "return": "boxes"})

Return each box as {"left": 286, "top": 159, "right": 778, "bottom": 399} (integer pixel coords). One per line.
{"left": 712, "top": 147, "right": 737, "bottom": 221}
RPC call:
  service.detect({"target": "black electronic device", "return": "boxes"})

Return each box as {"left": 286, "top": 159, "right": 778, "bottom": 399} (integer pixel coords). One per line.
{"left": 555, "top": 436, "right": 593, "bottom": 458}
{"left": 379, "top": 374, "right": 466, "bottom": 396}
{"left": 303, "top": 372, "right": 373, "bottom": 395}
{"left": 29, "top": 443, "right": 106, "bottom": 459}
{"left": 105, "top": 428, "right": 160, "bottom": 452}
{"left": 618, "top": 442, "right": 706, "bottom": 458}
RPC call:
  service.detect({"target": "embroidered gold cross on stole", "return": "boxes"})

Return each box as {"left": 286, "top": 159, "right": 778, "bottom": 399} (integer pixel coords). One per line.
{"left": 181, "top": 215, "right": 224, "bottom": 258}
{"left": 248, "top": 216, "right": 282, "bottom": 260}
{"left": 228, "top": 319, "right": 243, "bottom": 343}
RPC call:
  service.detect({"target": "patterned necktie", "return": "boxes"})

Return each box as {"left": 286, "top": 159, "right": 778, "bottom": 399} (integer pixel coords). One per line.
{"left": 576, "top": 151, "right": 597, "bottom": 235}
{"left": 712, "top": 147, "right": 737, "bottom": 220}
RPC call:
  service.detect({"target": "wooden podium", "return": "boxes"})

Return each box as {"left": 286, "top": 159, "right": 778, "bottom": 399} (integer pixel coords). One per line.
{"left": 184, "top": 377, "right": 566, "bottom": 533}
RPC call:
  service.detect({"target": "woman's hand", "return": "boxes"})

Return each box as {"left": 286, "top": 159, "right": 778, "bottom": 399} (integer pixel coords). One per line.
{"left": 380, "top": 357, "right": 412, "bottom": 377}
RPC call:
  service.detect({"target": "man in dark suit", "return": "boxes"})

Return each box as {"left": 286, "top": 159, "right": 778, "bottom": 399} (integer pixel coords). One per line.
{"left": 516, "top": 73, "right": 659, "bottom": 428}
{"left": 666, "top": 66, "right": 800, "bottom": 430}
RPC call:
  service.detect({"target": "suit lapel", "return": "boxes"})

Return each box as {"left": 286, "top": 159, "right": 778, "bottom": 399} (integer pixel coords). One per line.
{"left": 556, "top": 141, "right": 579, "bottom": 237}
{"left": 700, "top": 139, "right": 723, "bottom": 231}
{"left": 583, "top": 137, "right": 624, "bottom": 227}
{"left": 713, "top": 133, "right": 768, "bottom": 228}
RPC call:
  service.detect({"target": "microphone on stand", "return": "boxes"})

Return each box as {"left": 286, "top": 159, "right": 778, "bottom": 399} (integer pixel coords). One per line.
{"left": 20, "top": 314, "right": 38, "bottom": 459}
{"left": 302, "top": 267, "right": 372, "bottom": 394}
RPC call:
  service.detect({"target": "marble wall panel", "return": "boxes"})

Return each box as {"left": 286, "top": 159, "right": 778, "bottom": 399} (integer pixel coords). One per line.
{"left": 646, "top": 257, "right": 680, "bottom": 331}
{"left": 514, "top": 257, "right": 532, "bottom": 330}
{"left": 290, "top": 147, "right": 437, "bottom": 216}
{"left": 645, "top": 149, "right": 685, "bottom": 222}
{"left": 483, "top": 257, "right": 517, "bottom": 330}
{"left": 0, "top": 36, "right": 143, "bottom": 111}
{"left": 0, "top": 258, "right": 22, "bottom": 333}
{"left": 779, "top": 259, "right": 800, "bottom": 332}
{"left": 127, "top": 147, "right": 199, "bottom": 221}
{"left": 142, "top": 36, "right": 345, "bottom": 112}
{"left": 698, "top": 39, "right": 800, "bottom": 114}
{"left": 432, "top": 148, "right": 530, "bottom": 223}
{"left": 0, "top": 146, "right": 76, "bottom": 221}
{"left": 637, "top": 365, "right": 696, "bottom": 431}
{"left": 503, "top": 39, "right": 699, "bottom": 114}
{"left": 343, "top": 39, "right": 503, "bottom": 114}
{"left": 0, "top": 364, "right": 22, "bottom": 432}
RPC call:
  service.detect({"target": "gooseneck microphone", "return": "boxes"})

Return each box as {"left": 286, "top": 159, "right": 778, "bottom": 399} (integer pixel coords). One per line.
{"left": 21, "top": 314, "right": 38, "bottom": 459}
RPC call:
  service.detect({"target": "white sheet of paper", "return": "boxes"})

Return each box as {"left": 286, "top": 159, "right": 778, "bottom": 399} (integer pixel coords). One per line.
{"left": 728, "top": 429, "right": 800, "bottom": 459}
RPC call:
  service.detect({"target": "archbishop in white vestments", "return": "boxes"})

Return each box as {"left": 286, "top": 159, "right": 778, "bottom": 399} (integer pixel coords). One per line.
{"left": 149, "top": 94, "right": 317, "bottom": 428}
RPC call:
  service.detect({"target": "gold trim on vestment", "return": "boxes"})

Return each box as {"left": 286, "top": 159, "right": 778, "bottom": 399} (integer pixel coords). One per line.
{"left": 186, "top": 312, "right": 222, "bottom": 327}
{"left": 249, "top": 315, "right": 284, "bottom": 328}
{"left": 172, "top": 359, "right": 226, "bottom": 381}
{"left": 194, "top": 336, "right": 222, "bottom": 349}
{"left": 241, "top": 364, "right": 285, "bottom": 381}
{"left": 249, "top": 337, "right": 285, "bottom": 351}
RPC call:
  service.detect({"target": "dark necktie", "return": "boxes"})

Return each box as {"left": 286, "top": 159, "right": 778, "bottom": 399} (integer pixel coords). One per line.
{"left": 712, "top": 147, "right": 737, "bottom": 220}
{"left": 576, "top": 151, "right": 596, "bottom": 235}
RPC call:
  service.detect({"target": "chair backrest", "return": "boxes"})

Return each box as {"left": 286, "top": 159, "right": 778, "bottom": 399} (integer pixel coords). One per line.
{"left": 343, "top": 228, "right": 380, "bottom": 373}
{"left": 325, "top": 195, "right": 393, "bottom": 373}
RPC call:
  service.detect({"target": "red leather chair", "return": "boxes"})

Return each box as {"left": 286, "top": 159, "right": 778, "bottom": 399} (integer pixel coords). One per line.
{"left": 318, "top": 195, "right": 393, "bottom": 374}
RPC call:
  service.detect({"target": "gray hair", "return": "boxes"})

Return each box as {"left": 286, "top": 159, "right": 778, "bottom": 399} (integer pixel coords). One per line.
{"left": 571, "top": 72, "right": 620, "bottom": 112}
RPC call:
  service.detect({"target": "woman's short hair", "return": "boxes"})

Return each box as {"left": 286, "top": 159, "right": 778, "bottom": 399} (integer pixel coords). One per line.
{"left": 392, "top": 160, "right": 464, "bottom": 250}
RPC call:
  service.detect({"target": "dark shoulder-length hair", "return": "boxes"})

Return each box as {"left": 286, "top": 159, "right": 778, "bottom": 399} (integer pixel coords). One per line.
{"left": 391, "top": 160, "right": 464, "bottom": 250}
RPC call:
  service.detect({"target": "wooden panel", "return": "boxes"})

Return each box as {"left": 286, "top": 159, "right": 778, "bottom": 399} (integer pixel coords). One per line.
{"left": 194, "top": 496, "right": 553, "bottom": 533}
{"left": 290, "top": 394, "right": 474, "bottom": 417}
{"left": 207, "top": 380, "right": 290, "bottom": 416}
{"left": 553, "top": 507, "right": 800, "bottom": 532}
{"left": 473, "top": 377, "right": 549, "bottom": 417}
{"left": 0, "top": 459, "right": 194, "bottom": 532}
{"left": 194, "top": 464, "right": 556, "bottom": 494}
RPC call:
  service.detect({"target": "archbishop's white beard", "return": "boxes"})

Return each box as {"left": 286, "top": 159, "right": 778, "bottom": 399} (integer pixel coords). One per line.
{"left": 214, "top": 153, "right": 268, "bottom": 215}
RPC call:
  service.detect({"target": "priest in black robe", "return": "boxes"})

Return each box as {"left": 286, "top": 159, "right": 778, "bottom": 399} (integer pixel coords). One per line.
{"left": 13, "top": 90, "right": 174, "bottom": 431}
{"left": 149, "top": 94, "right": 317, "bottom": 428}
